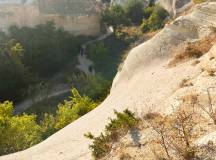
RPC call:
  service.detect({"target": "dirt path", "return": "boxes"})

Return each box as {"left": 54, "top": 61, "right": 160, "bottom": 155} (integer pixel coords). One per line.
{"left": 14, "top": 27, "right": 114, "bottom": 114}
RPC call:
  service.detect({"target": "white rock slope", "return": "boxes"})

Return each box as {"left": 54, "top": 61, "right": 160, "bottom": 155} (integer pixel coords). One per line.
{"left": 1, "top": 2, "right": 216, "bottom": 160}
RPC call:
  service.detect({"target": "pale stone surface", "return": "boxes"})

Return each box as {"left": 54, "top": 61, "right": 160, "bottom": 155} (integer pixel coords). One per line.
{"left": 1, "top": 2, "right": 216, "bottom": 160}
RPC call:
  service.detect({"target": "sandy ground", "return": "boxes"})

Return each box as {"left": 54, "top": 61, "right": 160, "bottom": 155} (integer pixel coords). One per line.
{"left": 1, "top": 2, "right": 216, "bottom": 160}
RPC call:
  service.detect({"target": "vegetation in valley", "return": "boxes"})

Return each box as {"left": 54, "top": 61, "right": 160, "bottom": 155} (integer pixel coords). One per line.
{"left": 101, "top": 0, "right": 169, "bottom": 33}
{"left": 0, "top": 101, "right": 41, "bottom": 155}
{"left": 0, "top": 88, "right": 98, "bottom": 155}
{"left": 0, "top": 22, "right": 89, "bottom": 102}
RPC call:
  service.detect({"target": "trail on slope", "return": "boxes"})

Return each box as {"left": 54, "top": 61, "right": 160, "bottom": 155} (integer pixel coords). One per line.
{"left": 15, "top": 28, "right": 114, "bottom": 114}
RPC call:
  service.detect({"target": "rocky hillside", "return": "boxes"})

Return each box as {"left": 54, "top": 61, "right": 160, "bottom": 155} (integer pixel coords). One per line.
{"left": 1, "top": 1, "right": 216, "bottom": 160}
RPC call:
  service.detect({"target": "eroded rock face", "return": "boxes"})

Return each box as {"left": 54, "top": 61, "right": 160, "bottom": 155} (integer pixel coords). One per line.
{"left": 1, "top": 2, "right": 216, "bottom": 160}
{"left": 157, "top": 0, "right": 192, "bottom": 15}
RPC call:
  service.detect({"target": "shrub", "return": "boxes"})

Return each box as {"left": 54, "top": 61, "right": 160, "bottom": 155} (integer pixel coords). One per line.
{"left": 102, "top": 5, "right": 130, "bottom": 27}
{"left": 146, "top": 109, "right": 200, "bottom": 160}
{"left": 8, "top": 22, "right": 86, "bottom": 77}
{"left": 68, "top": 74, "right": 111, "bottom": 101}
{"left": 169, "top": 33, "right": 216, "bottom": 67}
{"left": 0, "top": 40, "right": 32, "bottom": 102}
{"left": 0, "top": 88, "right": 99, "bottom": 155}
{"left": 87, "top": 42, "right": 109, "bottom": 68}
{"left": 124, "top": 0, "right": 145, "bottom": 25}
{"left": 0, "top": 101, "right": 42, "bottom": 155}
{"left": 54, "top": 88, "right": 98, "bottom": 130}
{"left": 40, "top": 113, "right": 56, "bottom": 139}
{"left": 85, "top": 109, "right": 139, "bottom": 159}
{"left": 114, "top": 26, "right": 142, "bottom": 45}
{"left": 141, "top": 5, "right": 169, "bottom": 33}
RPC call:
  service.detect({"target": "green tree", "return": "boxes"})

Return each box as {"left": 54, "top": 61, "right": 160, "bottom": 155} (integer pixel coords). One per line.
{"left": 0, "top": 40, "right": 31, "bottom": 102}
{"left": 88, "top": 42, "right": 109, "bottom": 68}
{"left": 55, "top": 88, "right": 98, "bottom": 130}
{"left": 68, "top": 74, "right": 111, "bottom": 101}
{"left": 8, "top": 22, "right": 85, "bottom": 77}
{"left": 0, "top": 101, "right": 42, "bottom": 155}
{"left": 141, "top": 5, "right": 169, "bottom": 33}
{"left": 124, "top": 0, "right": 145, "bottom": 25}
{"left": 102, "top": 5, "right": 130, "bottom": 27}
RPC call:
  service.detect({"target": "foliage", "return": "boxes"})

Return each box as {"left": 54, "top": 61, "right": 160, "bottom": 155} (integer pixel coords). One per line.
{"left": 0, "top": 22, "right": 89, "bottom": 102}
{"left": 0, "top": 88, "right": 98, "bottom": 155}
{"left": 87, "top": 42, "right": 109, "bottom": 68}
{"left": 0, "top": 101, "right": 42, "bottom": 155}
{"left": 8, "top": 22, "right": 87, "bottom": 77}
{"left": 54, "top": 88, "right": 98, "bottom": 130}
{"left": 0, "top": 40, "right": 32, "bottom": 102}
{"left": 141, "top": 5, "right": 169, "bottom": 33}
{"left": 40, "top": 113, "right": 57, "bottom": 139}
{"left": 86, "top": 35, "right": 127, "bottom": 80}
{"left": 101, "top": 5, "right": 130, "bottom": 27}
{"left": 68, "top": 74, "right": 111, "bottom": 101}
{"left": 124, "top": 0, "right": 145, "bottom": 25}
{"left": 114, "top": 26, "right": 143, "bottom": 45}
{"left": 85, "top": 109, "right": 139, "bottom": 159}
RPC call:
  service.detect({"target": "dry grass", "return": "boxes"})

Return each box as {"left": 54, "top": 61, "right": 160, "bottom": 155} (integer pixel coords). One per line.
{"left": 206, "top": 68, "right": 215, "bottom": 76}
{"left": 169, "top": 34, "right": 216, "bottom": 67}
{"left": 97, "top": 92, "right": 216, "bottom": 160}
{"left": 191, "top": 59, "right": 200, "bottom": 66}
{"left": 179, "top": 79, "right": 193, "bottom": 88}
{"left": 193, "top": 0, "right": 207, "bottom": 4}
{"left": 119, "top": 153, "right": 133, "bottom": 160}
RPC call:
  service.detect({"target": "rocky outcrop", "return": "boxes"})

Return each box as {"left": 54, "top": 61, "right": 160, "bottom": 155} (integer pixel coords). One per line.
{"left": 1, "top": 2, "right": 216, "bottom": 160}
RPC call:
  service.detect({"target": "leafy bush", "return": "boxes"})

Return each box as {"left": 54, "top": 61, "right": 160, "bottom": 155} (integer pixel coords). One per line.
{"left": 41, "top": 88, "right": 98, "bottom": 131}
{"left": 0, "top": 40, "right": 32, "bottom": 102}
{"left": 0, "top": 101, "right": 42, "bottom": 155}
{"left": 102, "top": 5, "right": 130, "bottom": 27}
{"left": 85, "top": 109, "right": 139, "bottom": 159}
{"left": 114, "top": 26, "right": 143, "bottom": 45}
{"left": 68, "top": 74, "right": 111, "bottom": 101}
{"left": 0, "top": 22, "right": 89, "bottom": 102}
{"left": 0, "top": 88, "right": 98, "bottom": 155}
{"left": 124, "top": 0, "right": 145, "bottom": 25}
{"left": 8, "top": 22, "right": 87, "bottom": 77}
{"left": 87, "top": 42, "right": 109, "bottom": 68}
{"left": 141, "top": 5, "right": 169, "bottom": 33}
{"left": 40, "top": 113, "right": 56, "bottom": 139}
